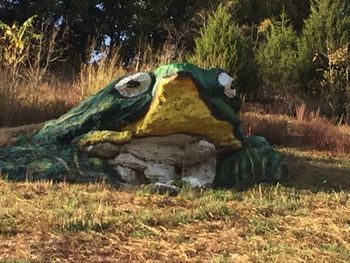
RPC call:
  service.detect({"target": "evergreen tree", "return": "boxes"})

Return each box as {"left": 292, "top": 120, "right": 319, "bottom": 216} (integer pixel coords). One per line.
{"left": 189, "top": 4, "right": 259, "bottom": 96}
{"left": 227, "top": 0, "right": 311, "bottom": 32}
{"left": 257, "top": 13, "right": 299, "bottom": 96}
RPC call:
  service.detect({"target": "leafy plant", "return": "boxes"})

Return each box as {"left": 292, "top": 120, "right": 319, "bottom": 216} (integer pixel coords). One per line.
{"left": 0, "top": 16, "right": 39, "bottom": 74}
{"left": 319, "top": 45, "right": 350, "bottom": 120}
{"left": 297, "top": 0, "right": 349, "bottom": 88}
{"left": 297, "top": 0, "right": 350, "bottom": 119}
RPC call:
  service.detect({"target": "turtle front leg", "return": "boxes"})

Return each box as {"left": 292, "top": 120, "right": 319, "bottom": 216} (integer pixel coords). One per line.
{"left": 0, "top": 143, "right": 123, "bottom": 184}
{"left": 214, "top": 136, "right": 289, "bottom": 188}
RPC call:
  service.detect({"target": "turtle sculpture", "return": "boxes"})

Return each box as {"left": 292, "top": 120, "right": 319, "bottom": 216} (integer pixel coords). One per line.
{"left": 0, "top": 63, "right": 288, "bottom": 188}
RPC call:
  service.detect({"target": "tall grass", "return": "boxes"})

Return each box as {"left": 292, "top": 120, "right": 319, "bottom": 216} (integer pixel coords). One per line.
{"left": 78, "top": 43, "right": 125, "bottom": 98}
{"left": 0, "top": 39, "right": 185, "bottom": 127}
{"left": 131, "top": 40, "right": 185, "bottom": 72}
{"left": 0, "top": 70, "right": 78, "bottom": 127}
{"left": 0, "top": 18, "right": 77, "bottom": 127}
{"left": 242, "top": 104, "right": 350, "bottom": 154}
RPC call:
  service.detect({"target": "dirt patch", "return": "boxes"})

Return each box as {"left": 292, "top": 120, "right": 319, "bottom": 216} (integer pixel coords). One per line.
{"left": 0, "top": 123, "right": 43, "bottom": 147}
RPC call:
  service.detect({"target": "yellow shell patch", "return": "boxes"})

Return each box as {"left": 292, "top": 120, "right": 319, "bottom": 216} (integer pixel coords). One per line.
{"left": 124, "top": 74, "right": 242, "bottom": 150}
{"left": 76, "top": 130, "right": 133, "bottom": 147}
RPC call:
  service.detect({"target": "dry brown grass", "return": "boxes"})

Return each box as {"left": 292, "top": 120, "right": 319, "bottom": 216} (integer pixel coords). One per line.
{"left": 0, "top": 41, "right": 185, "bottom": 128}
{"left": 0, "top": 48, "right": 123, "bottom": 127}
{"left": 242, "top": 107, "right": 350, "bottom": 154}
{"left": 0, "top": 157, "right": 349, "bottom": 263}
{"left": 130, "top": 40, "right": 185, "bottom": 73}
{"left": 78, "top": 44, "right": 125, "bottom": 98}
{"left": 0, "top": 73, "right": 79, "bottom": 127}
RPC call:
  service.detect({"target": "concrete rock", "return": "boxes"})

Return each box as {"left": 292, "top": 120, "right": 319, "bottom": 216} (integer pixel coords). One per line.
{"left": 112, "top": 153, "right": 148, "bottom": 171}
{"left": 87, "top": 135, "right": 217, "bottom": 186}
{"left": 115, "top": 165, "right": 147, "bottom": 185}
{"left": 83, "top": 143, "right": 121, "bottom": 159}
{"left": 144, "top": 163, "right": 176, "bottom": 183}
{"left": 182, "top": 157, "right": 216, "bottom": 187}
{"left": 126, "top": 134, "right": 217, "bottom": 165}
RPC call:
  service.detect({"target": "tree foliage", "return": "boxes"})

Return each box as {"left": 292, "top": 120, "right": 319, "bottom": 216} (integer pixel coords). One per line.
{"left": 0, "top": 0, "right": 220, "bottom": 62}
{"left": 227, "top": 0, "right": 311, "bottom": 31}
{"left": 297, "top": 0, "right": 350, "bottom": 118}
{"left": 0, "top": 16, "right": 39, "bottom": 70}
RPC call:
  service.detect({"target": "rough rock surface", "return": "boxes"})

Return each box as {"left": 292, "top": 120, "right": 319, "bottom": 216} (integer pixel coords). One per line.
{"left": 182, "top": 157, "right": 216, "bottom": 187}
{"left": 96, "top": 134, "right": 218, "bottom": 187}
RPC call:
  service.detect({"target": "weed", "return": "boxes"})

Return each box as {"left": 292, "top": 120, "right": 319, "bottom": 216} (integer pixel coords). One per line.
{"left": 78, "top": 41, "right": 125, "bottom": 98}
{"left": 319, "top": 242, "right": 350, "bottom": 261}
{"left": 244, "top": 184, "right": 301, "bottom": 214}
{"left": 166, "top": 210, "right": 192, "bottom": 226}
{"left": 174, "top": 235, "right": 192, "bottom": 244}
{"left": 210, "top": 254, "right": 234, "bottom": 263}
{"left": 250, "top": 216, "right": 278, "bottom": 235}
{"left": 130, "top": 228, "right": 154, "bottom": 239}
{"left": 0, "top": 214, "right": 17, "bottom": 237}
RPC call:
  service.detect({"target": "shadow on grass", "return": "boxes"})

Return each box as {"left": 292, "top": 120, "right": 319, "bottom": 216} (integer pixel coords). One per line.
{"left": 281, "top": 148, "right": 350, "bottom": 192}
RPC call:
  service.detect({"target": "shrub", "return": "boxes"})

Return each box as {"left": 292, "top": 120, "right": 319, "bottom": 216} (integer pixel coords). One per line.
{"left": 189, "top": 4, "right": 259, "bottom": 97}
{"left": 257, "top": 13, "right": 299, "bottom": 97}
{"left": 298, "top": 0, "right": 350, "bottom": 88}
{"left": 0, "top": 16, "right": 39, "bottom": 76}
{"left": 297, "top": 0, "right": 349, "bottom": 120}
{"left": 298, "top": 0, "right": 349, "bottom": 77}
{"left": 318, "top": 45, "right": 350, "bottom": 120}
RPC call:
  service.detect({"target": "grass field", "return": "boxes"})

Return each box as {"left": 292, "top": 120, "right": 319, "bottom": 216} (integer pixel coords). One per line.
{"left": 0, "top": 147, "right": 349, "bottom": 262}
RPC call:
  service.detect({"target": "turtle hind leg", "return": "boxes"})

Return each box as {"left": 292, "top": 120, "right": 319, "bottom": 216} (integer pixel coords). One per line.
{"left": 215, "top": 136, "right": 289, "bottom": 188}
{"left": 246, "top": 136, "right": 289, "bottom": 183}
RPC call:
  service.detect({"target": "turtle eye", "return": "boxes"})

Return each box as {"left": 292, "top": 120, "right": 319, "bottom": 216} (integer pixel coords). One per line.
{"left": 218, "top": 72, "right": 237, "bottom": 98}
{"left": 115, "top": 72, "right": 152, "bottom": 97}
